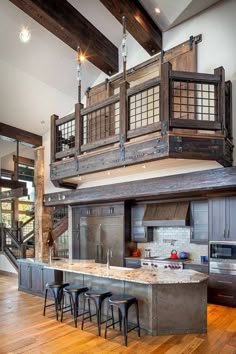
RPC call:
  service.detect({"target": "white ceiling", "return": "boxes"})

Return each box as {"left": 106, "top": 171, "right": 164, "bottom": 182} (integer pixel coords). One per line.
{"left": 0, "top": 0, "right": 222, "bottom": 161}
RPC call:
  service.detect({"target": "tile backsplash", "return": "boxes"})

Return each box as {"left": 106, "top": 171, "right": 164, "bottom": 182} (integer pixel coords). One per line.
{"left": 138, "top": 227, "right": 208, "bottom": 262}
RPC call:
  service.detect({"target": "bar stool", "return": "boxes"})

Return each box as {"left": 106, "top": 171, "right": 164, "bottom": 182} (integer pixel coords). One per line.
{"left": 43, "top": 282, "right": 69, "bottom": 320}
{"left": 60, "top": 284, "right": 89, "bottom": 327}
{"left": 81, "top": 288, "right": 112, "bottom": 336}
{"left": 105, "top": 294, "right": 141, "bottom": 346}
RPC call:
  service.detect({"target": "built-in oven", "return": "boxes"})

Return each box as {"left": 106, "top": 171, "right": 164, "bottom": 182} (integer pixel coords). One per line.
{"left": 210, "top": 241, "right": 236, "bottom": 275}
{"left": 210, "top": 241, "right": 236, "bottom": 261}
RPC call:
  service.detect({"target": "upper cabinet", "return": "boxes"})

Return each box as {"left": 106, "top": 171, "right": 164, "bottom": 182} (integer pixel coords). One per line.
{"left": 190, "top": 201, "right": 208, "bottom": 244}
{"left": 209, "top": 197, "right": 236, "bottom": 241}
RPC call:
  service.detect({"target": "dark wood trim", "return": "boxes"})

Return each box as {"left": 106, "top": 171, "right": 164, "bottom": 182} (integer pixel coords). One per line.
{"left": 0, "top": 187, "right": 28, "bottom": 201}
{"left": 99, "top": 0, "right": 162, "bottom": 55}
{"left": 170, "top": 119, "right": 222, "bottom": 131}
{"left": 44, "top": 167, "right": 236, "bottom": 206}
{"left": 127, "top": 122, "right": 162, "bottom": 139}
{"left": 127, "top": 77, "right": 160, "bottom": 97}
{"left": 50, "top": 114, "right": 58, "bottom": 164}
{"left": 75, "top": 103, "right": 83, "bottom": 155}
{"left": 55, "top": 113, "right": 75, "bottom": 126}
{"left": 55, "top": 148, "right": 76, "bottom": 160}
{"left": 13, "top": 155, "right": 34, "bottom": 166}
{"left": 225, "top": 81, "right": 232, "bottom": 139}
{"left": 160, "top": 62, "right": 171, "bottom": 128}
{"left": 9, "top": 0, "right": 118, "bottom": 75}
{"left": 120, "top": 81, "right": 129, "bottom": 141}
{"left": 81, "top": 94, "right": 120, "bottom": 116}
{"left": 214, "top": 67, "right": 225, "bottom": 132}
{"left": 0, "top": 122, "right": 42, "bottom": 147}
{"left": 81, "top": 135, "right": 120, "bottom": 152}
{"left": 0, "top": 179, "right": 26, "bottom": 189}
{"left": 171, "top": 71, "right": 220, "bottom": 83}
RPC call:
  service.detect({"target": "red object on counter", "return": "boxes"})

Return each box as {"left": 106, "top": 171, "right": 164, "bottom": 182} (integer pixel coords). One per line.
{"left": 170, "top": 249, "right": 179, "bottom": 259}
{"left": 132, "top": 249, "right": 141, "bottom": 257}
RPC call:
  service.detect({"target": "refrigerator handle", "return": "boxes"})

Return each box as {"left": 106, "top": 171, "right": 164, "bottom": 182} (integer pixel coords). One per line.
{"left": 96, "top": 244, "right": 99, "bottom": 260}
{"left": 101, "top": 245, "right": 103, "bottom": 261}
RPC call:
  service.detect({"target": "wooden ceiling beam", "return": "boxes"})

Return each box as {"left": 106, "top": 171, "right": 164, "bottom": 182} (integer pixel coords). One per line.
{"left": 0, "top": 187, "right": 28, "bottom": 201}
{"left": 9, "top": 0, "right": 118, "bottom": 75}
{"left": 0, "top": 123, "right": 42, "bottom": 147}
{"left": 0, "top": 178, "right": 26, "bottom": 190}
{"left": 100, "top": 0, "right": 162, "bottom": 55}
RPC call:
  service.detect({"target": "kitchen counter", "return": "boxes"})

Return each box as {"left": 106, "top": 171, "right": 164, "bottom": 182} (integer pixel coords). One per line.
{"left": 44, "top": 259, "right": 207, "bottom": 336}
{"left": 45, "top": 259, "right": 208, "bottom": 285}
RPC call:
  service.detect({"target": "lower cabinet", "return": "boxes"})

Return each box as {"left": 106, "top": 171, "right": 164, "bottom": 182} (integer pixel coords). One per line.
{"left": 183, "top": 263, "right": 209, "bottom": 273}
{"left": 208, "top": 274, "right": 236, "bottom": 307}
{"left": 18, "top": 261, "right": 63, "bottom": 297}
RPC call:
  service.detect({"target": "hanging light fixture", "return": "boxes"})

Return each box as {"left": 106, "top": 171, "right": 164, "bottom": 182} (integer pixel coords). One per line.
{"left": 19, "top": 26, "right": 31, "bottom": 43}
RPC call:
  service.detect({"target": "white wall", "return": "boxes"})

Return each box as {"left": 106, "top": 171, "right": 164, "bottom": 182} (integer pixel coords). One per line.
{"left": 164, "top": 0, "right": 236, "bottom": 163}
{"left": 0, "top": 254, "right": 17, "bottom": 274}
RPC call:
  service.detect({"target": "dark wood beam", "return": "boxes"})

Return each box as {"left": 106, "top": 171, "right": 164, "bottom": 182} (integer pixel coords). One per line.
{"left": 0, "top": 123, "right": 42, "bottom": 147}
{"left": 10, "top": 0, "right": 118, "bottom": 75}
{"left": 44, "top": 167, "right": 236, "bottom": 206}
{"left": 13, "top": 155, "right": 34, "bottom": 167}
{"left": 100, "top": 0, "right": 162, "bottom": 55}
{"left": 0, "top": 187, "right": 28, "bottom": 201}
{"left": 0, "top": 179, "right": 27, "bottom": 190}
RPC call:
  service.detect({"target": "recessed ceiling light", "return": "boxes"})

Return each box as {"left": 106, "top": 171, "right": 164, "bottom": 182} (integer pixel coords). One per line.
{"left": 155, "top": 7, "right": 161, "bottom": 14}
{"left": 19, "top": 27, "right": 31, "bottom": 43}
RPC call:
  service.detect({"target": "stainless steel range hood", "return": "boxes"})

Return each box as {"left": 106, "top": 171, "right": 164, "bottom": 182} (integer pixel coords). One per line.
{"left": 142, "top": 202, "right": 190, "bottom": 227}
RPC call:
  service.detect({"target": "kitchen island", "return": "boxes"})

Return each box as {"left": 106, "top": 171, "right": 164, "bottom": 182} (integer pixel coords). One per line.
{"left": 45, "top": 259, "right": 208, "bottom": 336}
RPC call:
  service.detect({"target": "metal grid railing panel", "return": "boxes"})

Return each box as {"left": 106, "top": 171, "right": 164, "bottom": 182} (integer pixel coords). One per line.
{"left": 172, "top": 81, "right": 218, "bottom": 121}
{"left": 56, "top": 119, "right": 75, "bottom": 153}
{"left": 129, "top": 85, "right": 160, "bottom": 130}
{"left": 82, "top": 102, "right": 120, "bottom": 145}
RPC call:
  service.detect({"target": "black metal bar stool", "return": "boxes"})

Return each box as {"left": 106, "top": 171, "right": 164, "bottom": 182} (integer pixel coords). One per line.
{"left": 60, "top": 284, "right": 89, "bottom": 327}
{"left": 43, "top": 282, "right": 69, "bottom": 320}
{"left": 105, "top": 294, "right": 141, "bottom": 346}
{"left": 81, "top": 288, "right": 112, "bottom": 336}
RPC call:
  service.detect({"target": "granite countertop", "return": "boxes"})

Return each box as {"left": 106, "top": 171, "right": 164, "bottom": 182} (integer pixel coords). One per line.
{"left": 44, "top": 259, "right": 208, "bottom": 285}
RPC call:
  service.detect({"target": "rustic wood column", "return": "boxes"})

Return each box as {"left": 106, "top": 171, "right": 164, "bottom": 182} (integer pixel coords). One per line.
{"left": 160, "top": 62, "right": 172, "bottom": 134}
{"left": 34, "top": 146, "right": 53, "bottom": 262}
{"left": 214, "top": 66, "right": 225, "bottom": 135}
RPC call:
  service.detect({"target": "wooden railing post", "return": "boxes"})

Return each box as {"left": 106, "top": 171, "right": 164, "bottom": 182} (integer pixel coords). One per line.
{"left": 119, "top": 80, "right": 130, "bottom": 142}
{"left": 50, "top": 114, "right": 58, "bottom": 164}
{"left": 160, "top": 62, "right": 172, "bottom": 135}
{"left": 225, "top": 80, "right": 232, "bottom": 140}
{"left": 214, "top": 66, "right": 225, "bottom": 135}
{"left": 75, "top": 102, "right": 83, "bottom": 155}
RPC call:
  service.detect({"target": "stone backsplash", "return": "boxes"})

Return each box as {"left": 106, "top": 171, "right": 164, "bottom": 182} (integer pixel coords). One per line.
{"left": 137, "top": 227, "right": 208, "bottom": 262}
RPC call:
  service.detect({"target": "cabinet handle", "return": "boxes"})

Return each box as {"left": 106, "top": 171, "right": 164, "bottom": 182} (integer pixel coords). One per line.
{"left": 227, "top": 229, "right": 230, "bottom": 238}
{"left": 223, "top": 229, "right": 226, "bottom": 239}
{"left": 217, "top": 280, "right": 233, "bottom": 284}
{"left": 109, "top": 207, "right": 114, "bottom": 215}
{"left": 217, "top": 294, "right": 233, "bottom": 299}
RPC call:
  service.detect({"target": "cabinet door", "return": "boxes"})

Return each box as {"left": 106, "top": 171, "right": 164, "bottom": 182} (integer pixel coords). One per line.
{"left": 226, "top": 197, "right": 236, "bottom": 240}
{"left": 31, "top": 265, "right": 44, "bottom": 295}
{"left": 19, "top": 263, "right": 30, "bottom": 290}
{"left": 190, "top": 201, "right": 208, "bottom": 244}
{"left": 209, "top": 198, "right": 226, "bottom": 241}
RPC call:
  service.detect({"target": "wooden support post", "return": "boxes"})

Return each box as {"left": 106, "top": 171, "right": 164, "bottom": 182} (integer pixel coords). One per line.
{"left": 225, "top": 80, "right": 232, "bottom": 140}
{"left": 214, "top": 67, "right": 225, "bottom": 135}
{"left": 50, "top": 114, "right": 58, "bottom": 164}
{"left": 160, "top": 62, "right": 172, "bottom": 135}
{"left": 34, "top": 146, "right": 53, "bottom": 262}
{"left": 119, "top": 80, "right": 130, "bottom": 142}
{"left": 75, "top": 102, "right": 83, "bottom": 155}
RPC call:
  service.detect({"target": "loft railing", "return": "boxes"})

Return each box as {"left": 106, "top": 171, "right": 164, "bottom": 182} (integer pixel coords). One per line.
{"left": 51, "top": 62, "right": 230, "bottom": 162}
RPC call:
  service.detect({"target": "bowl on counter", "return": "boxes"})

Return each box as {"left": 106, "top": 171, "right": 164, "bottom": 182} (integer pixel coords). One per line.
{"left": 179, "top": 251, "right": 189, "bottom": 260}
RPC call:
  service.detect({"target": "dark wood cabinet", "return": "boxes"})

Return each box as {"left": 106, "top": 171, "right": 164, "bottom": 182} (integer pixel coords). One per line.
{"left": 209, "top": 197, "right": 236, "bottom": 241}
{"left": 131, "top": 205, "right": 153, "bottom": 242}
{"left": 208, "top": 273, "right": 236, "bottom": 307}
{"left": 190, "top": 201, "right": 208, "bottom": 244}
{"left": 18, "top": 261, "right": 63, "bottom": 297}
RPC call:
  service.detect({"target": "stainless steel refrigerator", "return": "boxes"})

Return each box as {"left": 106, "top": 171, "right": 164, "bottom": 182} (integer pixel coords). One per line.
{"left": 79, "top": 216, "right": 124, "bottom": 266}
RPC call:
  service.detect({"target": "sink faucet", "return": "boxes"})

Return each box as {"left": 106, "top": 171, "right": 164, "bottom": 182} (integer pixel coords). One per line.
{"left": 107, "top": 248, "right": 112, "bottom": 270}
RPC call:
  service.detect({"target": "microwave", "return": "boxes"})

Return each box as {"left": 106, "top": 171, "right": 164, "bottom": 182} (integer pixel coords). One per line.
{"left": 210, "top": 241, "right": 236, "bottom": 260}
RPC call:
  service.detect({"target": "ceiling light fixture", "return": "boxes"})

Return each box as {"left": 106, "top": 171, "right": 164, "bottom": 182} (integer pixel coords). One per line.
{"left": 19, "top": 27, "right": 31, "bottom": 43}
{"left": 155, "top": 7, "right": 161, "bottom": 14}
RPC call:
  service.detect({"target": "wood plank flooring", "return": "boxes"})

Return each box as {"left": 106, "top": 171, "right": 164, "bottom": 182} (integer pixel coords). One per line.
{"left": 1, "top": 273, "right": 236, "bottom": 354}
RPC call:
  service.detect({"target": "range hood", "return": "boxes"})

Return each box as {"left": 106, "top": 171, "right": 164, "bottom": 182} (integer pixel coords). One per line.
{"left": 142, "top": 202, "right": 190, "bottom": 227}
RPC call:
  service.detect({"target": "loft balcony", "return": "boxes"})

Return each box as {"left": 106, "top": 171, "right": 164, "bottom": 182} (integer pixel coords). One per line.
{"left": 50, "top": 62, "right": 233, "bottom": 188}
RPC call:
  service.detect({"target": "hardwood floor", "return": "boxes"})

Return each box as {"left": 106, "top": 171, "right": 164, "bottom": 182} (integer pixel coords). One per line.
{"left": 1, "top": 274, "right": 236, "bottom": 354}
